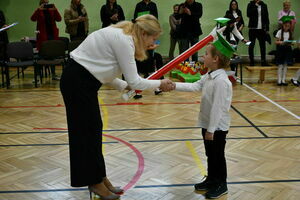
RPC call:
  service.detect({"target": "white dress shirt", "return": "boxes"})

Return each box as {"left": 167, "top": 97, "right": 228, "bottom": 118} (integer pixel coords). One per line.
{"left": 257, "top": 5, "right": 262, "bottom": 29}
{"left": 175, "top": 69, "right": 232, "bottom": 133}
{"left": 70, "top": 26, "right": 161, "bottom": 91}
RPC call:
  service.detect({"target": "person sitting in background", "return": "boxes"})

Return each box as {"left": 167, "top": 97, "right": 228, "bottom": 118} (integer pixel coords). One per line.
{"left": 224, "top": 0, "right": 245, "bottom": 44}
{"left": 278, "top": 0, "right": 297, "bottom": 32}
{"left": 135, "top": 42, "right": 164, "bottom": 99}
{"left": 31, "top": 0, "right": 61, "bottom": 80}
{"left": 168, "top": 4, "right": 181, "bottom": 61}
{"left": 100, "top": 0, "right": 125, "bottom": 28}
{"left": 64, "top": 0, "right": 89, "bottom": 41}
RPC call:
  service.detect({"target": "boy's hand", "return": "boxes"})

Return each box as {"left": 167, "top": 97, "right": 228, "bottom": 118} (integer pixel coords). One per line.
{"left": 205, "top": 131, "right": 214, "bottom": 140}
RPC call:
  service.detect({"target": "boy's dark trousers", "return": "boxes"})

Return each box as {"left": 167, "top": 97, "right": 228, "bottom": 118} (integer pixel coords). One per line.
{"left": 202, "top": 128, "right": 228, "bottom": 186}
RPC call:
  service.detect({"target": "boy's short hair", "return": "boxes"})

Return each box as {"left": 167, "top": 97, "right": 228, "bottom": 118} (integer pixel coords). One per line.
{"left": 209, "top": 44, "right": 230, "bottom": 68}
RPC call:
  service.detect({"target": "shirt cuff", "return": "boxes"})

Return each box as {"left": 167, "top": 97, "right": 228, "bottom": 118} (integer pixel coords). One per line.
{"left": 109, "top": 78, "right": 128, "bottom": 92}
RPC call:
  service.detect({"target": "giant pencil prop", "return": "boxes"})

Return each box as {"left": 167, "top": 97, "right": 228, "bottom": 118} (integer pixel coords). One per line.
{"left": 122, "top": 28, "right": 222, "bottom": 101}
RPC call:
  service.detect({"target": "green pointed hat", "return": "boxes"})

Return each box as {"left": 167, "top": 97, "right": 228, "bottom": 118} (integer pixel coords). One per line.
{"left": 212, "top": 32, "right": 236, "bottom": 58}
{"left": 280, "top": 15, "right": 295, "bottom": 23}
{"left": 214, "top": 17, "right": 231, "bottom": 26}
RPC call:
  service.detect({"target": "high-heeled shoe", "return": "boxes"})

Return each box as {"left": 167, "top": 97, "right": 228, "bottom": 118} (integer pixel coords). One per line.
{"left": 88, "top": 185, "right": 120, "bottom": 200}
{"left": 103, "top": 177, "right": 124, "bottom": 195}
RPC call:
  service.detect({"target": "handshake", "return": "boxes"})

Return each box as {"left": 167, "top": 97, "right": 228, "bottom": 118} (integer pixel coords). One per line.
{"left": 159, "top": 79, "right": 176, "bottom": 92}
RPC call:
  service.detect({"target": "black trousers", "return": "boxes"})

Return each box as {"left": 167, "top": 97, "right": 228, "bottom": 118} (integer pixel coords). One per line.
{"left": 60, "top": 59, "right": 106, "bottom": 187}
{"left": 248, "top": 29, "right": 267, "bottom": 64}
{"left": 202, "top": 129, "right": 228, "bottom": 185}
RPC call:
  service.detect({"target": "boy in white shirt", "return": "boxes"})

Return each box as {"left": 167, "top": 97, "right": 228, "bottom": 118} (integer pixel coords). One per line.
{"left": 172, "top": 33, "right": 234, "bottom": 199}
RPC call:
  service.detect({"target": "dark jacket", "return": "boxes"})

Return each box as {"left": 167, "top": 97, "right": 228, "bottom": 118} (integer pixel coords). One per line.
{"left": 225, "top": 9, "right": 244, "bottom": 30}
{"left": 0, "top": 10, "right": 8, "bottom": 44}
{"left": 247, "top": 0, "right": 269, "bottom": 31}
{"left": 134, "top": 1, "right": 158, "bottom": 19}
{"left": 179, "top": 1, "right": 203, "bottom": 38}
{"left": 100, "top": 4, "right": 125, "bottom": 28}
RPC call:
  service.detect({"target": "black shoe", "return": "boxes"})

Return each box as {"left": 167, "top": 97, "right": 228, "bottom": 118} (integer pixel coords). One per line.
{"left": 291, "top": 79, "right": 300, "bottom": 87}
{"left": 281, "top": 82, "right": 288, "bottom": 86}
{"left": 194, "top": 177, "right": 212, "bottom": 191}
{"left": 277, "top": 82, "right": 282, "bottom": 86}
{"left": 205, "top": 183, "right": 228, "bottom": 199}
{"left": 133, "top": 94, "right": 142, "bottom": 99}
{"left": 154, "top": 90, "right": 162, "bottom": 95}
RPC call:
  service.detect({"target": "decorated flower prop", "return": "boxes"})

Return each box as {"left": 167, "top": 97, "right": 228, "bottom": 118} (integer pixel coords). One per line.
{"left": 176, "top": 61, "right": 208, "bottom": 75}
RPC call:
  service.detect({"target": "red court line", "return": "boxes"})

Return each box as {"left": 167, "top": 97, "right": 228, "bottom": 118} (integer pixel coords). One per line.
{"left": 103, "top": 134, "right": 144, "bottom": 192}
{"left": 0, "top": 100, "right": 300, "bottom": 108}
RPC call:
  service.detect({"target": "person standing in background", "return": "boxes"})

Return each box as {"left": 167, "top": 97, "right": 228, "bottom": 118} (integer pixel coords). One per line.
{"left": 0, "top": 9, "right": 9, "bottom": 61}
{"left": 31, "top": 0, "right": 61, "bottom": 50}
{"left": 133, "top": 0, "right": 158, "bottom": 19}
{"left": 247, "top": 0, "right": 270, "bottom": 66}
{"left": 64, "top": 0, "right": 89, "bottom": 41}
{"left": 178, "top": 0, "right": 203, "bottom": 62}
{"left": 100, "top": 0, "right": 125, "bottom": 28}
{"left": 168, "top": 4, "right": 181, "bottom": 61}
{"left": 31, "top": 0, "right": 62, "bottom": 80}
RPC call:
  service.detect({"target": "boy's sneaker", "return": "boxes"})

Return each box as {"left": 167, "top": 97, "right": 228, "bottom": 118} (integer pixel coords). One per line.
{"left": 205, "top": 183, "right": 228, "bottom": 199}
{"left": 194, "top": 177, "right": 211, "bottom": 191}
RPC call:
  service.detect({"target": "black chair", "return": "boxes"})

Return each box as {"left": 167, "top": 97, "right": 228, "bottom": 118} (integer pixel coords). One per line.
{"left": 6, "top": 42, "right": 39, "bottom": 88}
{"left": 37, "top": 40, "right": 66, "bottom": 83}
{"left": 68, "top": 40, "right": 83, "bottom": 58}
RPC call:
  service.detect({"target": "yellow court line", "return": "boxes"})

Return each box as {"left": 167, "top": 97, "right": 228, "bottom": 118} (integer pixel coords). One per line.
{"left": 185, "top": 141, "right": 207, "bottom": 177}
{"left": 98, "top": 97, "right": 109, "bottom": 153}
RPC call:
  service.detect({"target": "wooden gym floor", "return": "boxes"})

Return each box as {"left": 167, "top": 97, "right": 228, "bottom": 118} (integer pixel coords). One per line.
{"left": 0, "top": 65, "right": 299, "bottom": 200}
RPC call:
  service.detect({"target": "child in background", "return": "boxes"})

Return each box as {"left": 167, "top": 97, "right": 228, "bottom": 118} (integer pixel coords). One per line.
{"left": 275, "top": 16, "right": 294, "bottom": 86}
{"left": 171, "top": 33, "right": 234, "bottom": 199}
{"left": 291, "top": 69, "right": 300, "bottom": 86}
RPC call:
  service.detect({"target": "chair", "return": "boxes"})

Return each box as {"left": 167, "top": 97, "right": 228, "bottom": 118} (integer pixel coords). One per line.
{"left": 6, "top": 42, "right": 39, "bottom": 88}
{"left": 68, "top": 40, "right": 83, "bottom": 58}
{"left": 37, "top": 40, "right": 66, "bottom": 83}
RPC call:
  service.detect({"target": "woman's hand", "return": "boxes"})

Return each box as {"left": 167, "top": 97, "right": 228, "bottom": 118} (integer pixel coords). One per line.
{"left": 159, "top": 79, "right": 175, "bottom": 92}
{"left": 205, "top": 131, "right": 214, "bottom": 140}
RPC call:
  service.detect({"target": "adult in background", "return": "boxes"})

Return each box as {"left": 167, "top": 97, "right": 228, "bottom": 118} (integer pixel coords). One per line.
{"left": 100, "top": 0, "right": 125, "bottom": 28}
{"left": 278, "top": 0, "right": 296, "bottom": 32}
{"left": 224, "top": 0, "right": 245, "bottom": 44}
{"left": 133, "top": 0, "right": 158, "bottom": 19}
{"left": 64, "top": 0, "right": 89, "bottom": 41}
{"left": 60, "top": 14, "right": 174, "bottom": 200}
{"left": 178, "top": 0, "right": 203, "bottom": 62}
{"left": 31, "top": 0, "right": 61, "bottom": 50}
{"left": 247, "top": 0, "right": 270, "bottom": 66}
{"left": 31, "top": 0, "right": 62, "bottom": 80}
{"left": 0, "top": 10, "right": 9, "bottom": 60}
{"left": 168, "top": 4, "right": 181, "bottom": 61}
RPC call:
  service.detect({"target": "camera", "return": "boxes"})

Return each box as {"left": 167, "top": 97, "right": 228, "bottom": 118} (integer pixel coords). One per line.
{"left": 44, "top": 3, "right": 54, "bottom": 8}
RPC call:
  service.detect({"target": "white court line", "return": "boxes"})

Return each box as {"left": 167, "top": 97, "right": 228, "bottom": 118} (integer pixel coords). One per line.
{"left": 239, "top": 81, "right": 300, "bottom": 121}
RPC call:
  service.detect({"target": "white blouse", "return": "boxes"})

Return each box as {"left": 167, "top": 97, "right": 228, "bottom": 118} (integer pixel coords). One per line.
{"left": 70, "top": 26, "right": 161, "bottom": 91}
{"left": 175, "top": 69, "right": 232, "bottom": 133}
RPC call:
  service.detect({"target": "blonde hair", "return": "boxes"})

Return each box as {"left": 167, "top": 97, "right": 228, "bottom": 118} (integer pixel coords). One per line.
{"left": 208, "top": 44, "right": 230, "bottom": 68}
{"left": 112, "top": 14, "right": 162, "bottom": 61}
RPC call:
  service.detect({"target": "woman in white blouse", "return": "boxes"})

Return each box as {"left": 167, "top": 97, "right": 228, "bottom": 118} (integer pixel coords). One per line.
{"left": 60, "top": 14, "right": 173, "bottom": 200}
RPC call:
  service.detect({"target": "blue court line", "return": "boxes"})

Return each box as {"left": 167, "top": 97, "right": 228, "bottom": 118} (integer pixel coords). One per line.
{"left": 0, "top": 179, "right": 299, "bottom": 194}
{"left": 1, "top": 136, "right": 300, "bottom": 147}
{"left": 0, "top": 124, "right": 299, "bottom": 135}
{"left": 231, "top": 105, "right": 269, "bottom": 138}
